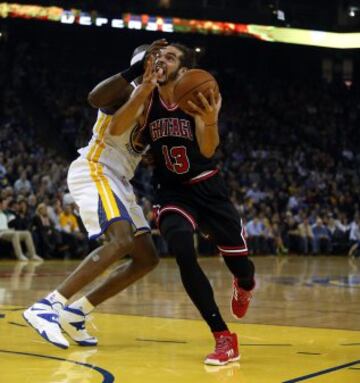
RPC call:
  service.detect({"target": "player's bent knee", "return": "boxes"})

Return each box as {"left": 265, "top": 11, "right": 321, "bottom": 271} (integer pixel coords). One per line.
{"left": 136, "top": 244, "right": 159, "bottom": 271}
{"left": 112, "top": 235, "right": 134, "bottom": 256}
{"left": 160, "top": 213, "right": 194, "bottom": 242}
{"left": 137, "top": 255, "right": 159, "bottom": 272}
{"left": 104, "top": 234, "right": 134, "bottom": 257}
{"left": 165, "top": 229, "right": 197, "bottom": 267}
{"left": 106, "top": 220, "right": 134, "bottom": 256}
{"left": 145, "top": 251, "right": 160, "bottom": 269}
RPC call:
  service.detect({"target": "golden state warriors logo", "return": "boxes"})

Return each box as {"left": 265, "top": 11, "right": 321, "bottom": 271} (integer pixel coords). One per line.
{"left": 129, "top": 124, "right": 147, "bottom": 154}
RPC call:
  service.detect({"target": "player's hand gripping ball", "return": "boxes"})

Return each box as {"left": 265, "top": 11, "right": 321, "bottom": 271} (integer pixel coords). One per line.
{"left": 174, "top": 69, "right": 219, "bottom": 113}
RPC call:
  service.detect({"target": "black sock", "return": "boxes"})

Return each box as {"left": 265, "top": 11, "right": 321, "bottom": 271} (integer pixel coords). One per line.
{"left": 207, "top": 311, "right": 229, "bottom": 332}
{"left": 170, "top": 231, "right": 228, "bottom": 332}
{"left": 223, "top": 256, "right": 255, "bottom": 290}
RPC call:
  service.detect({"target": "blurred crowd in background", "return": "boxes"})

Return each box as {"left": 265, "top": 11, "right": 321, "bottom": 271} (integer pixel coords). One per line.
{"left": 1, "top": 31, "right": 360, "bottom": 260}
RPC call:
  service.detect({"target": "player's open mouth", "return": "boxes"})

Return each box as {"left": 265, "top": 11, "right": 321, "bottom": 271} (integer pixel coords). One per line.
{"left": 155, "top": 63, "right": 167, "bottom": 75}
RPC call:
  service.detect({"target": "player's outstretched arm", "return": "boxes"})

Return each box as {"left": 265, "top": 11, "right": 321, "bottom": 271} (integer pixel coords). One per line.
{"left": 187, "top": 90, "right": 222, "bottom": 158}
{"left": 109, "top": 57, "right": 158, "bottom": 136}
{"left": 88, "top": 73, "right": 134, "bottom": 111}
{"left": 88, "top": 39, "right": 167, "bottom": 113}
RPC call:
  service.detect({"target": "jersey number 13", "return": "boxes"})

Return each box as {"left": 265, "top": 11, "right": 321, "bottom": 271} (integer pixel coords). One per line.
{"left": 162, "top": 145, "right": 190, "bottom": 174}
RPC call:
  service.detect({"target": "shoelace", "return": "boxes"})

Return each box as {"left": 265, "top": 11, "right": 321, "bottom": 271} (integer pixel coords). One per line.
{"left": 215, "top": 336, "right": 231, "bottom": 353}
{"left": 234, "top": 284, "right": 251, "bottom": 303}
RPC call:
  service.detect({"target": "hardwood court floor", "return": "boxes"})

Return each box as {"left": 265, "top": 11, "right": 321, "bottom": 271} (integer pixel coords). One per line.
{"left": 0, "top": 256, "right": 359, "bottom": 382}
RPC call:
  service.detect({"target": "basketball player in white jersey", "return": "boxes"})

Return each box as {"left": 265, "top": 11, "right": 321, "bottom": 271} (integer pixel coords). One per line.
{"left": 23, "top": 40, "right": 167, "bottom": 349}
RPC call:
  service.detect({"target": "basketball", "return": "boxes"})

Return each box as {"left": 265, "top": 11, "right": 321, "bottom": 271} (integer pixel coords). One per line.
{"left": 174, "top": 69, "right": 219, "bottom": 113}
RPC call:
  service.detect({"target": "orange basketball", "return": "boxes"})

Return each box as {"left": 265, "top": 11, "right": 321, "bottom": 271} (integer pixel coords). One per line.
{"left": 173, "top": 69, "right": 219, "bottom": 113}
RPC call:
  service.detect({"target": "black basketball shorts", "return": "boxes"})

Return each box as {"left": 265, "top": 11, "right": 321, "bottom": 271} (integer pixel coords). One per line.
{"left": 154, "top": 174, "right": 248, "bottom": 256}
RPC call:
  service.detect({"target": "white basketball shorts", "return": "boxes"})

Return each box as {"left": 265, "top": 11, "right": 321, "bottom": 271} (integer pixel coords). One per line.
{"left": 67, "top": 157, "right": 150, "bottom": 240}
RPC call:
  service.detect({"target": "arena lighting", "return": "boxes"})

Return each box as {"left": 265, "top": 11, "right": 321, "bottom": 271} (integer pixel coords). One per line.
{"left": 348, "top": 6, "right": 359, "bottom": 17}
{"left": 1, "top": 3, "right": 360, "bottom": 49}
{"left": 275, "top": 9, "right": 285, "bottom": 21}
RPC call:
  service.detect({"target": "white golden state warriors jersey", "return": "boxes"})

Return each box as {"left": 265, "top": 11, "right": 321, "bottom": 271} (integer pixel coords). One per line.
{"left": 78, "top": 109, "right": 148, "bottom": 180}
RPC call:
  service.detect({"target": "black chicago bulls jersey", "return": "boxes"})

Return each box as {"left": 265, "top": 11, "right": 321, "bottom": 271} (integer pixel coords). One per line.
{"left": 144, "top": 88, "right": 216, "bottom": 185}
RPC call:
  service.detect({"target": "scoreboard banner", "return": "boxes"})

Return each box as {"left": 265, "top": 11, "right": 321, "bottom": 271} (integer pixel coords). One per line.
{"left": 1, "top": 2, "right": 360, "bottom": 49}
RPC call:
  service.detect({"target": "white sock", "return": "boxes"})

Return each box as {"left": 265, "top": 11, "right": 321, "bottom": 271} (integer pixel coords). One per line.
{"left": 46, "top": 290, "right": 68, "bottom": 312}
{"left": 69, "top": 296, "right": 95, "bottom": 315}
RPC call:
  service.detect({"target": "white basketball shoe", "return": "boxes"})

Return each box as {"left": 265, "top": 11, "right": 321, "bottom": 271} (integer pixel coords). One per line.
{"left": 23, "top": 299, "right": 69, "bottom": 349}
{"left": 59, "top": 306, "right": 98, "bottom": 346}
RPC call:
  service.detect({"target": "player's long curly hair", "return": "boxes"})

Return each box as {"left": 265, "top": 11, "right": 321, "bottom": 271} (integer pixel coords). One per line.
{"left": 170, "top": 43, "right": 197, "bottom": 69}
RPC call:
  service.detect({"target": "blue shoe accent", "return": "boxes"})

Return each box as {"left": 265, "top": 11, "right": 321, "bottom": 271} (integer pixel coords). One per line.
{"left": 60, "top": 305, "right": 97, "bottom": 346}
{"left": 37, "top": 313, "right": 59, "bottom": 324}
{"left": 40, "top": 330, "right": 69, "bottom": 349}
{"left": 63, "top": 307, "right": 86, "bottom": 331}
{"left": 37, "top": 298, "right": 52, "bottom": 306}
{"left": 22, "top": 313, "right": 68, "bottom": 350}
{"left": 76, "top": 339, "right": 98, "bottom": 346}
{"left": 63, "top": 306, "right": 85, "bottom": 316}
{"left": 69, "top": 320, "right": 86, "bottom": 331}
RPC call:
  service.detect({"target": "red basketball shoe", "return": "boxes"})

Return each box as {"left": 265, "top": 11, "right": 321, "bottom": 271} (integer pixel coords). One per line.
{"left": 231, "top": 278, "right": 254, "bottom": 319}
{"left": 204, "top": 332, "right": 240, "bottom": 366}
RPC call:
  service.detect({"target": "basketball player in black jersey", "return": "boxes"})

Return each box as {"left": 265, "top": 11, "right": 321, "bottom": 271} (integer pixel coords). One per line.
{"left": 110, "top": 43, "right": 256, "bottom": 366}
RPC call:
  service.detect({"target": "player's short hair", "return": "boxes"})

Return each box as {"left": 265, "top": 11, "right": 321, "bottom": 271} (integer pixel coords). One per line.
{"left": 170, "top": 43, "right": 197, "bottom": 69}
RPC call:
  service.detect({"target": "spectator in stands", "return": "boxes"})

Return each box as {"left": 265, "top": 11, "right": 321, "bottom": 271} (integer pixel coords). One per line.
{"left": 261, "top": 213, "right": 276, "bottom": 254}
{"left": 283, "top": 212, "right": 301, "bottom": 253}
{"left": 271, "top": 213, "right": 288, "bottom": 255}
{"left": 71, "top": 201, "right": 97, "bottom": 254}
{"left": 38, "top": 175, "right": 55, "bottom": 196}
{"left": 14, "top": 170, "right": 32, "bottom": 195}
{"left": 312, "top": 217, "right": 332, "bottom": 254}
{"left": 245, "top": 183, "right": 266, "bottom": 204}
{"left": 0, "top": 152, "right": 7, "bottom": 182}
{"left": 298, "top": 217, "right": 314, "bottom": 254}
{"left": 32, "top": 202, "right": 61, "bottom": 259}
{"left": 326, "top": 214, "right": 348, "bottom": 253}
{"left": 17, "top": 199, "right": 33, "bottom": 230}
{"left": 6, "top": 199, "right": 27, "bottom": 230}
{"left": 245, "top": 214, "right": 267, "bottom": 254}
{"left": 59, "top": 203, "right": 87, "bottom": 258}
{"left": 0, "top": 198, "right": 42, "bottom": 261}
{"left": 59, "top": 204, "right": 79, "bottom": 234}
{"left": 47, "top": 198, "right": 62, "bottom": 231}
{"left": 27, "top": 194, "right": 38, "bottom": 216}
{"left": 348, "top": 216, "right": 360, "bottom": 257}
